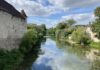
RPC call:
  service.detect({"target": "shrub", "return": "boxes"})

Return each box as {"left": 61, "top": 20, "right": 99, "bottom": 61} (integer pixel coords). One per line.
{"left": 0, "top": 24, "right": 46, "bottom": 70}
{"left": 71, "top": 27, "right": 91, "bottom": 46}
{"left": 19, "top": 30, "right": 40, "bottom": 53}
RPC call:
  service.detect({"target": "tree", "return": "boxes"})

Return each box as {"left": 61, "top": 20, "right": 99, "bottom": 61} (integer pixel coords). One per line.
{"left": 56, "top": 22, "right": 68, "bottom": 29}
{"left": 71, "top": 27, "right": 91, "bottom": 46}
{"left": 91, "top": 6, "right": 100, "bottom": 38}
{"left": 56, "top": 19, "right": 76, "bottom": 30}
{"left": 47, "top": 27, "right": 56, "bottom": 36}
{"left": 66, "top": 19, "right": 76, "bottom": 26}
{"left": 39, "top": 24, "right": 47, "bottom": 36}
{"left": 94, "top": 6, "right": 100, "bottom": 19}
{"left": 27, "top": 24, "right": 37, "bottom": 30}
{"left": 27, "top": 24, "right": 47, "bottom": 36}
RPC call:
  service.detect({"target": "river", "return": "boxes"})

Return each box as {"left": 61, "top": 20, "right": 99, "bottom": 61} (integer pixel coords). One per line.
{"left": 27, "top": 38, "right": 100, "bottom": 70}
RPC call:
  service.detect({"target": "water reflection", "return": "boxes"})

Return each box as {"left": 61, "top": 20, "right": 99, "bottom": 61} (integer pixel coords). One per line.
{"left": 15, "top": 38, "right": 47, "bottom": 70}
{"left": 91, "top": 59, "right": 100, "bottom": 70}
{"left": 16, "top": 47, "right": 40, "bottom": 70}
{"left": 32, "top": 38, "right": 92, "bottom": 70}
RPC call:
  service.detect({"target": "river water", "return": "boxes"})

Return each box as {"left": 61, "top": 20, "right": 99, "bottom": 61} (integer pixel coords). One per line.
{"left": 30, "top": 38, "right": 98, "bottom": 70}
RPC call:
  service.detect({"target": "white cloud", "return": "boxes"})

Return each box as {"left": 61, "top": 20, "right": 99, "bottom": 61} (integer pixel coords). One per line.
{"left": 62, "top": 13, "right": 94, "bottom": 20}
{"left": 32, "top": 38, "right": 90, "bottom": 70}
{"left": 28, "top": 18, "right": 58, "bottom": 28}
{"left": 48, "top": 0, "right": 100, "bottom": 9}
{"left": 5, "top": 0, "right": 59, "bottom": 16}
{"left": 27, "top": 13, "right": 95, "bottom": 28}
{"left": 5, "top": 0, "right": 99, "bottom": 28}
{"left": 61, "top": 13, "right": 95, "bottom": 25}
{"left": 5, "top": 0, "right": 100, "bottom": 16}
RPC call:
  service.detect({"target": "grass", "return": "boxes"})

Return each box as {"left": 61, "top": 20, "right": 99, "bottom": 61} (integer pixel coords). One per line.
{"left": 89, "top": 41, "right": 100, "bottom": 50}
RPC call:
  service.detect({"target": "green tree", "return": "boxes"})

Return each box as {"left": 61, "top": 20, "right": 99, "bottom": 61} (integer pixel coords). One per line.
{"left": 47, "top": 27, "right": 56, "bottom": 36}
{"left": 91, "top": 6, "right": 100, "bottom": 38}
{"left": 27, "top": 24, "right": 47, "bottom": 36}
{"left": 56, "top": 22, "right": 68, "bottom": 29}
{"left": 27, "top": 24, "right": 37, "bottom": 30}
{"left": 71, "top": 27, "right": 91, "bottom": 46}
{"left": 56, "top": 19, "right": 76, "bottom": 30}
{"left": 94, "top": 6, "right": 100, "bottom": 19}
{"left": 39, "top": 24, "right": 47, "bottom": 36}
{"left": 66, "top": 19, "right": 76, "bottom": 26}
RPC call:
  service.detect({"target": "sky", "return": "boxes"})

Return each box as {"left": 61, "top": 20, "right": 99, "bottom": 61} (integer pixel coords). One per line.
{"left": 6, "top": 0, "right": 100, "bottom": 28}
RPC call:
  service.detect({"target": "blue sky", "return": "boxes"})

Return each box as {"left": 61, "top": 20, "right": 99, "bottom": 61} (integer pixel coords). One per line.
{"left": 6, "top": 0, "right": 100, "bottom": 28}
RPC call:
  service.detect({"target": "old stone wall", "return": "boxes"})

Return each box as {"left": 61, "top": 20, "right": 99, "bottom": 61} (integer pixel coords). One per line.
{"left": 0, "top": 11, "right": 27, "bottom": 50}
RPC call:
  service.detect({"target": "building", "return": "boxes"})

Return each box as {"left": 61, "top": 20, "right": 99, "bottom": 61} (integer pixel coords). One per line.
{"left": 0, "top": 0, "right": 27, "bottom": 50}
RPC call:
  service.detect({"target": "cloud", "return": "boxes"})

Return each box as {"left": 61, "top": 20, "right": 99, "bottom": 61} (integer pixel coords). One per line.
{"left": 6, "top": 0, "right": 100, "bottom": 17}
{"left": 32, "top": 39, "right": 90, "bottom": 70}
{"left": 27, "top": 17, "right": 58, "bottom": 28}
{"left": 5, "top": 0, "right": 99, "bottom": 28}
{"left": 27, "top": 13, "right": 95, "bottom": 28}
{"left": 5, "top": 0, "right": 60, "bottom": 16}
{"left": 48, "top": 0, "right": 100, "bottom": 9}
{"left": 61, "top": 13, "right": 95, "bottom": 25}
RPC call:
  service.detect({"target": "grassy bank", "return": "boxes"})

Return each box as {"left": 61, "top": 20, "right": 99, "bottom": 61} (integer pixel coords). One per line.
{"left": 89, "top": 41, "right": 100, "bottom": 50}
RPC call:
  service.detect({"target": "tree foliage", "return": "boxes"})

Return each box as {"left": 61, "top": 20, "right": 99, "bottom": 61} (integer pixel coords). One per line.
{"left": 56, "top": 19, "right": 76, "bottom": 30}
{"left": 47, "top": 27, "right": 56, "bottom": 36}
{"left": 0, "top": 24, "right": 46, "bottom": 70}
{"left": 92, "top": 6, "right": 100, "bottom": 38}
{"left": 65, "top": 19, "right": 76, "bottom": 26}
{"left": 71, "top": 27, "right": 91, "bottom": 45}
{"left": 27, "top": 24, "right": 47, "bottom": 36}
{"left": 94, "top": 6, "right": 100, "bottom": 18}
{"left": 56, "top": 22, "right": 68, "bottom": 29}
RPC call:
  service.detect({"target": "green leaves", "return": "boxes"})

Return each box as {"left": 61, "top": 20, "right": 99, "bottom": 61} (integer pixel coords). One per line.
{"left": 71, "top": 27, "right": 91, "bottom": 45}
{"left": 91, "top": 6, "right": 100, "bottom": 39}
{"left": 94, "top": 6, "right": 100, "bottom": 18}
{"left": 56, "top": 19, "right": 76, "bottom": 30}
{"left": 66, "top": 19, "right": 76, "bottom": 26}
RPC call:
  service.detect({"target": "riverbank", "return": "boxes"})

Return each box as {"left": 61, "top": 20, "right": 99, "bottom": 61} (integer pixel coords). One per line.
{"left": 0, "top": 24, "right": 47, "bottom": 70}
{"left": 31, "top": 38, "right": 100, "bottom": 70}
{"left": 47, "top": 6, "right": 100, "bottom": 52}
{"left": 0, "top": 32, "right": 44, "bottom": 70}
{"left": 48, "top": 26, "right": 100, "bottom": 51}
{"left": 65, "top": 37, "right": 100, "bottom": 50}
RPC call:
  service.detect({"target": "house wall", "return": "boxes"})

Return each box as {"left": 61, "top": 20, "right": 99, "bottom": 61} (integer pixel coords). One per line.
{"left": 0, "top": 11, "right": 27, "bottom": 50}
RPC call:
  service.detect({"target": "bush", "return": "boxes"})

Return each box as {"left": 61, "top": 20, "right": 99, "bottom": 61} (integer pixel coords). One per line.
{"left": 19, "top": 30, "right": 40, "bottom": 53}
{"left": 71, "top": 27, "right": 91, "bottom": 46}
{"left": 0, "top": 24, "right": 46, "bottom": 70}
{"left": 0, "top": 49, "right": 24, "bottom": 70}
{"left": 0, "top": 23, "right": 46, "bottom": 70}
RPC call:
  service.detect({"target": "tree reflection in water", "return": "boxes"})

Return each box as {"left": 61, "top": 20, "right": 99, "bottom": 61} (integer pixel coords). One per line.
{"left": 91, "top": 59, "right": 100, "bottom": 70}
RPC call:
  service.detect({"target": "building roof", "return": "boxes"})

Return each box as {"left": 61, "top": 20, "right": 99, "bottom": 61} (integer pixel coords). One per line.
{"left": 0, "top": 0, "right": 27, "bottom": 20}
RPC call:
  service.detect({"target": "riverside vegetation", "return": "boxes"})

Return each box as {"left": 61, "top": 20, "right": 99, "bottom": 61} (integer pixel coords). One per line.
{"left": 0, "top": 24, "right": 46, "bottom": 70}
{"left": 47, "top": 7, "right": 100, "bottom": 70}
{"left": 47, "top": 6, "right": 100, "bottom": 49}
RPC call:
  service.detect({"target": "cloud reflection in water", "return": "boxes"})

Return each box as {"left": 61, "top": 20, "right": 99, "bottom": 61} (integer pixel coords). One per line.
{"left": 32, "top": 39, "right": 90, "bottom": 70}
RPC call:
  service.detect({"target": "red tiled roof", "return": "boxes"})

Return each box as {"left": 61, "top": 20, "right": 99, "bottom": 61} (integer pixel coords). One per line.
{"left": 0, "top": 0, "right": 27, "bottom": 20}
